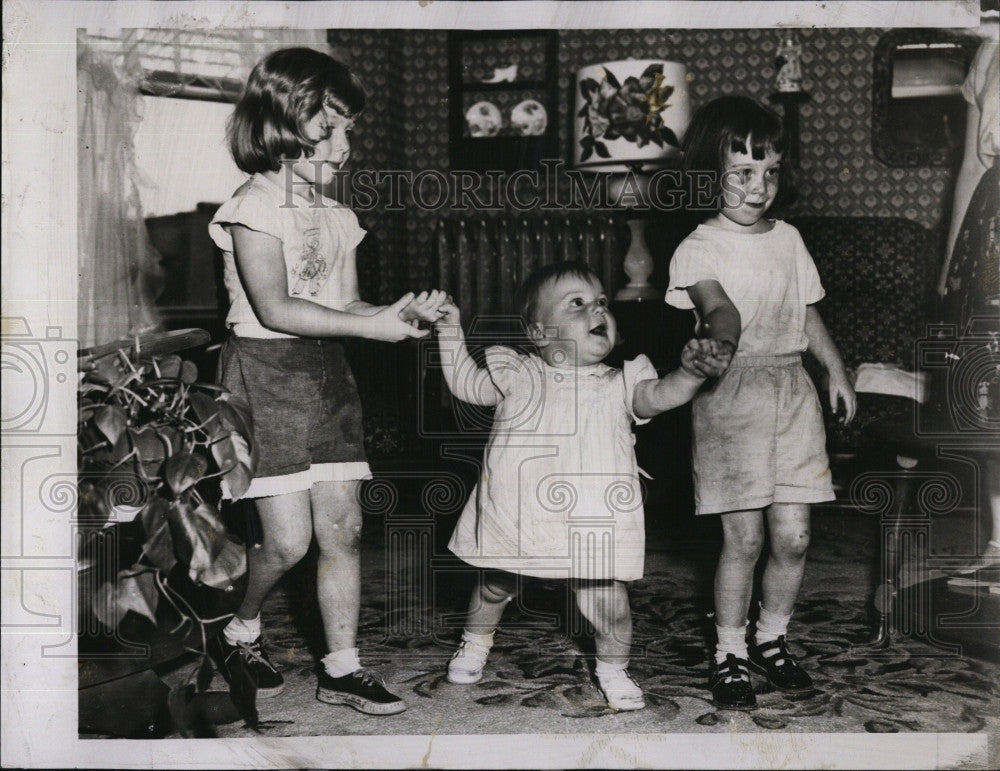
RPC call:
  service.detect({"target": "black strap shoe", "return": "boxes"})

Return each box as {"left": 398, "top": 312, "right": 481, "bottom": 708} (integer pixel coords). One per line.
{"left": 748, "top": 636, "right": 814, "bottom": 693}
{"left": 709, "top": 654, "right": 757, "bottom": 711}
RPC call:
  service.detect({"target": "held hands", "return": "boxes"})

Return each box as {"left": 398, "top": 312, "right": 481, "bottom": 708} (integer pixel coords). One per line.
{"left": 369, "top": 293, "right": 433, "bottom": 341}
{"left": 681, "top": 338, "right": 735, "bottom": 379}
{"left": 399, "top": 289, "right": 448, "bottom": 327}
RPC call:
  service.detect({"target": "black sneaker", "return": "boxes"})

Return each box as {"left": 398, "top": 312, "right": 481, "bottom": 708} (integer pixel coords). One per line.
{"left": 748, "top": 636, "right": 814, "bottom": 693}
{"left": 316, "top": 668, "right": 406, "bottom": 715}
{"left": 709, "top": 654, "right": 757, "bottom": 711}
{"left": 207, "top": 634, "right": 285, "bottom": 698}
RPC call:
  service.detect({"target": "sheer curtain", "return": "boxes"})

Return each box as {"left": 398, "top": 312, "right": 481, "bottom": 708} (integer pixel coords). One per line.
{"left": 76, "top": 28, "right": 328, "bottom": 347}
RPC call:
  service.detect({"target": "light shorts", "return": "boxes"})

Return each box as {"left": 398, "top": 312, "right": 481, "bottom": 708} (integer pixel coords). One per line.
{"left": 691, "top": 354, "right": 834, "bottom": 515}
{"left": 218, "top": 335, "right": 371, "bottom": 500}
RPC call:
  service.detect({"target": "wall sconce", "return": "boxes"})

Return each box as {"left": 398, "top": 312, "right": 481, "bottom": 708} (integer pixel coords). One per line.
{"left": 573, "top": 59, "right": 691, "bottom": 301}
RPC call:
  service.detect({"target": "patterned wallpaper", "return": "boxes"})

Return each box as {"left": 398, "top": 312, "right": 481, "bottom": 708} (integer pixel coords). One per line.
{"left": 329, "top": 27, "right": 960, "bottom": 297}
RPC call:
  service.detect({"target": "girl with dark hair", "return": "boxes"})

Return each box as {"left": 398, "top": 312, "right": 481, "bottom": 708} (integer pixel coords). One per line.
{"left": 666, "top": 95, "right": 855, "bottom": 711}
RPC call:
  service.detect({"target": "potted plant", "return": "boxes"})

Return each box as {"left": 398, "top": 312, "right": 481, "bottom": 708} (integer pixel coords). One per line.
{"left": 77, "top": 329, "right": 260, "bottom": 735}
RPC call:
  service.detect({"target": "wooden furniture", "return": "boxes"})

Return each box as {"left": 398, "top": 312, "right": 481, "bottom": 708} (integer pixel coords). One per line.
{"left": 447, "top": 30, "right": 558, "bottom": 173}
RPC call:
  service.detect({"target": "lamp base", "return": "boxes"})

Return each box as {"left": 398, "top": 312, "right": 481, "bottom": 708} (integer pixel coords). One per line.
{"left": 615, "top": 283, "right": 660, "bottom": 302}
{"left": 613, "top": 218, "right": 660, "bottom": 302}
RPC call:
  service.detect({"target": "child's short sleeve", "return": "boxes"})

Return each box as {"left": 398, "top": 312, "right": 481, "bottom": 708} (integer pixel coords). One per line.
{"left": 791, "top": 227, "right": 825, "bottom": 305}
{"left": 483, "top": 346, "right": 527, "bottom": 397}
{"left": 209, "top": 188, "right": 283, "bottom": 253}
{"left": 665, "top": 238, "right": 718, "bottom": 310}
{"left": 622, "top": 354, "right": 659, "bottom": 426}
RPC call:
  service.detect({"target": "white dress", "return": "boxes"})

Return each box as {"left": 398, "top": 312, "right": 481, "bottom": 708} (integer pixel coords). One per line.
{"left": 447, "top": 346, "right": 658, "bottom": 581}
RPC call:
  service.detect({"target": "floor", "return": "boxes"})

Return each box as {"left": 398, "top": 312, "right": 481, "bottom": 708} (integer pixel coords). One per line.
{"left": 152, "top": 503, "right": 1000, "bottom": 744}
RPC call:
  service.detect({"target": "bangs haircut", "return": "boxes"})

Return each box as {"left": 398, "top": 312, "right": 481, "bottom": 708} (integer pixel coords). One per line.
{"left": 516, "top": 261, "right": 603, "bottom": 326}
{"left": 682, "top": 95, "right": 796, "bottom": 211}
{"left": 227, "top": 47, "right": 367, "bottom": 174}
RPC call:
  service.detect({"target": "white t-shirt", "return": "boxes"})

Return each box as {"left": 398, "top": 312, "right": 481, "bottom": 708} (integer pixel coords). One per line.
{"left": 665, "top": 220, "right": 825, "bottom": 357}
{"left": 209, "top": 173, "right": 366, "bottom": 339}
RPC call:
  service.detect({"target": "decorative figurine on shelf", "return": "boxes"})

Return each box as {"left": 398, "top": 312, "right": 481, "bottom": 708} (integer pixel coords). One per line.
{"left": 465, "top": 101, "right": 503, "bottom": 137}
{"left": 482, "top": 64, "right": 519, "bottom": 83}
{"left": 775, "top": 33, "right": 804, "bottom": 93}
{"left": 510, "top": 99, "right": 548, "bottom": 136}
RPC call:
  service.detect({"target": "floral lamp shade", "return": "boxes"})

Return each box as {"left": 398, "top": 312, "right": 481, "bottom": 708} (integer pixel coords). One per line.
{"left": 574, "top": 60, "right": 691, "bottom": 170}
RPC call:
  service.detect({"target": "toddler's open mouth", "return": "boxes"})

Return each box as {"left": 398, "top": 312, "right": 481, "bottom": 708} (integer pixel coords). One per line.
{"left": 589, "top": 322, "right": 608, "bottom": 337}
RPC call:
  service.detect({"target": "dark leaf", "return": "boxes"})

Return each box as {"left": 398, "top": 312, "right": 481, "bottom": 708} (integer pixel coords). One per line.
{"left": 211, "top": 432, "right": 255, "bottom": 500}
{"left": 579, "top": 78, "right": 599, "bottom": 98}
{"left": 641, "top": 62, "right": 664, "bottom": 79}
{"left": 156, "top": 426, "right": 184, "bottom": 457}
{"left": 180, "top": 360, "right": 199, "bottom": 384}
{"left": 156, "top": 355, "right": 182, "bottom": 380}
{"left": 129, "top": 426, "right": 166, "bottom": 480}
{"left": 594, "top": 142, "right": 610, "bottom": 159}
{"left": 601, "top": 67, "right": 621, "bottom": 89}
{"left": 77, "top": 480, "right": 111, "bottom": 527}
{"left": 219, "top": 398, "right": 254, "bottom": 446}
{"left": 197, "top": 654, "right": 215, "bottom": 692}
{"left": 197, "top": 536, "right": 247, "bottom": 589}
{"left": 604, "top": 128, "right": 620, "bottom": 140}
{"left": 94, "top": 569, "right": 159, "bottom": 629}
{"left": 188, "top": 392, "right": 224, "bottom": 440}
{"left": 167, "top": 501, "right": 228, "bottom": 580}
{"left": 89, "top": 357, "right": 124, "bottom": 386}
{"left": 660, "top": 126, "right": 680, "bottom": 148}
{"left": 580, "top": 145, "right": 593, "bottom": 162}
{"left": 649, "top": 132, "right": 664, "bottom": 148}
{"left": 163, "top": 451, "right": 208, "bottom": 495}
{"left": 139, "top": 498, "right": 177, "bottom": 573}
{"left": 94, "top": 405, "right": 127, "bottom": 446}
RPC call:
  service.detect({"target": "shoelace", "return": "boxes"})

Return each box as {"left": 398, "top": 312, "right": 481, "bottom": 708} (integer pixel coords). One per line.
{"left": 234, "top": 640, "right": 278, "bottom": 673}
{"left": 352, "top": 668, "right": 385, "bottom": 688}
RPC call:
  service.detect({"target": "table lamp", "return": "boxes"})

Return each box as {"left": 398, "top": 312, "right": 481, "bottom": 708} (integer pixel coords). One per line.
{"left": 573, "top": 59, "right": 690, "bottom": 300}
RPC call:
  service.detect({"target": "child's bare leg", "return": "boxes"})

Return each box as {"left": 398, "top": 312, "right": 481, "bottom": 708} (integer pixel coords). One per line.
{"left": 213, "top": 490, "right": 311, "bottom": 698}
{"left": 311, "top": 481, "right": 363, "bottom": 658}
{"left": 573, "top": 580, "right": 632, "bottom": 664}
{"left": 759, "top": 502, "right": 810, "bottom": 620}
{"left": 233, "top": 490, "right": 314, "bottom": 630}
{"left": 312, "top": 480, "right": 405, "bottom": 714}
{"left": 447, "top": 571, "right": 517, "bottom": 684}
{"left": 464, "top": 571, "right": 518, "bottom": 635}
{"left": 748, "top": 502, "right": 814, "bottom": 694}
{"left": 715, "top": 509, "right": 765, "bottom": 643}
{"left": 575, "top": 580, "right": 643, "bottom": 710}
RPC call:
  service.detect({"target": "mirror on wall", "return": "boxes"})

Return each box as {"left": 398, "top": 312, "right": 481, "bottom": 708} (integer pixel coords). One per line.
{"left": 871, "top": 29, "right": 980, "bottom": 166}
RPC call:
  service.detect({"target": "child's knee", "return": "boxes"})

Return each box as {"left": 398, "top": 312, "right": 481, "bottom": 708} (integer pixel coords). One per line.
{"left": 265, "top": 534, "right": 311, "bottom": 569}
{"left": 772, "top": 528, "right": 810, "bottom": 560}
{"left": 724, "top": 529, "right": 765, "bottom": 558}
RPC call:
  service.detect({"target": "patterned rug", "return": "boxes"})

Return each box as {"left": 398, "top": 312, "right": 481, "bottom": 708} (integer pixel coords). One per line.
{"left": 182, "top": 508, "right": 1000, "bottom": 739}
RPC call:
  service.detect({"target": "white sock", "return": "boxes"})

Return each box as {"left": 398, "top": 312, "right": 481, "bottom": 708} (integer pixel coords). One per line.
{"left": 755, "top": 603, "right": 792, "bottom": 646}
{"left": 715, "top": 621, "right": 749, "bottom": 665}
{"left": 595, "top": 658, "right": 629, "bottom": 676}
{"left": 461, "top": 629, "right": 494, "bottom": 648}
{"left": 323, "top": 647, "right": 362, "bottom": 678}
{"left": 222, "top": 613, "right": 261, "bottom": 645}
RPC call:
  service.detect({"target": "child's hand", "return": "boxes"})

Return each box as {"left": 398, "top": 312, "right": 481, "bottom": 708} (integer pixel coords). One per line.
{"left": 681, "top": 338, "right": 734, "bottom": 378}
{"left": 433, "top": 297, "right": 461, "bottom": 328}
{"left": 399, "top": 289, "right": 447, "bottom": 326}
{"left": 370, "top": 293, "right": 431, "bottom": 341}
{"left": 828, "top": 368, "right": 857, "bottom": 425}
